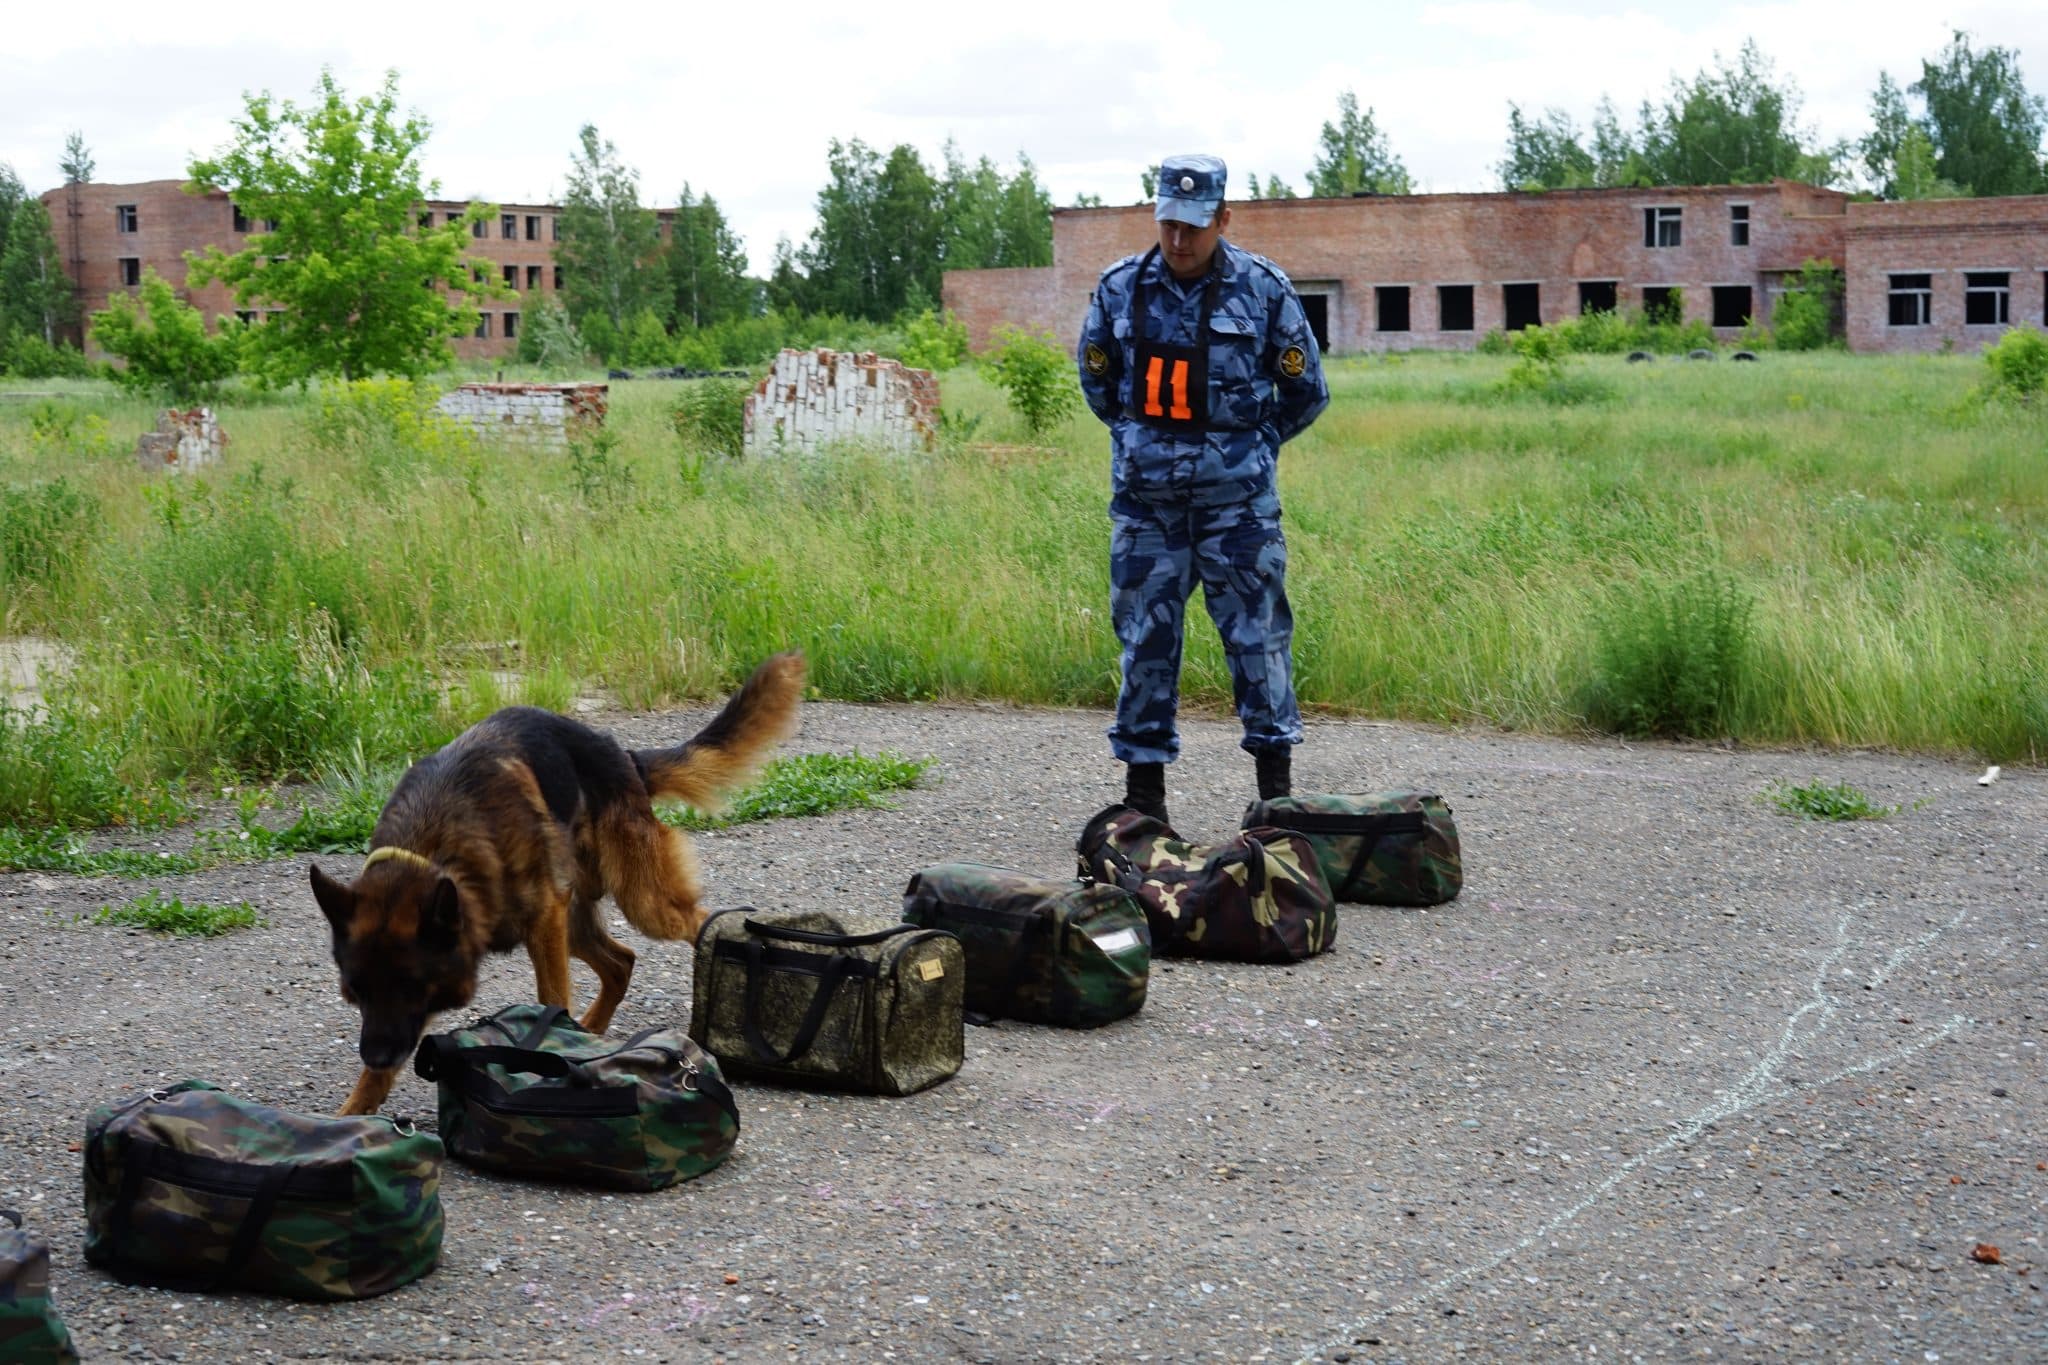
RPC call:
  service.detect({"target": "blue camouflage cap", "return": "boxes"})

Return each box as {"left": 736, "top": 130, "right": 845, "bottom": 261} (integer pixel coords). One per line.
{"left": 1155, "top": 154, "right": 1227, "bottom": 228}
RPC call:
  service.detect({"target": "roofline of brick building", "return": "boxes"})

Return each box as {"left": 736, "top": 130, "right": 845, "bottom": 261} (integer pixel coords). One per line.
{"left": 1053, "top": 178, "right": 1851, "bottom": 218}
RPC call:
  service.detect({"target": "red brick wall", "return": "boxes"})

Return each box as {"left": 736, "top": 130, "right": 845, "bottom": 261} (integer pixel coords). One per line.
{"left": 1843, "top": 195, "right": 2048, "bottom": 354}
{"left": 39, "top": 181, "right": 583, "bottom": 361}
{"left": 947, "top": 181, "right": 1856, "bottom": 354}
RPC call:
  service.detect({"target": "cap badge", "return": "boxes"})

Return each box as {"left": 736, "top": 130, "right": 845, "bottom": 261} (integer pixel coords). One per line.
{"left": 1180, "top": 175, "right": 1196, "bottom": 191}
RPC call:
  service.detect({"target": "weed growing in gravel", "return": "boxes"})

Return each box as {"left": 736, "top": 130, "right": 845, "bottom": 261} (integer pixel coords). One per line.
{"left": 1764, "top": 779, "right": 1903, "bottom": 820}
{"left": 662, "top": 750, "right": 931, "bottom": 829}
{"left": 0, "top": 827, "right": 202, "bottom": 875}
{"left": 85, "top": 890, "right": 263, "bottom": 936}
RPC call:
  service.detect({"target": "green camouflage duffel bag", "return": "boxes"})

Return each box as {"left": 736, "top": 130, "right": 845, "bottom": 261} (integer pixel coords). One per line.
{"left": 690, "top": 909, "right": 964, "bottom": 1096}
{"left": 414, "top": 1004, "right": 739, "bottom": 1191}
{"left": 82, "top": 1080, "right": 442, "bottom": 1300}
{"left": 1076, "top": 805, "right": 1337, "bottom": 963}
{"left": 1, "top": 1209, "right": 78, "bottom": 1363}
{"left": 1242, "top": 791, "right": 1463, "bottom": 906}
{"left": 901, "top": 863, "right": 1151, "bottom": 1028}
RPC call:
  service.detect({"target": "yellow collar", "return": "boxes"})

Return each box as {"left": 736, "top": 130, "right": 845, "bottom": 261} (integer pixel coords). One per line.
{"left": 362, "top": 845, "right": 436, "bottom": 874}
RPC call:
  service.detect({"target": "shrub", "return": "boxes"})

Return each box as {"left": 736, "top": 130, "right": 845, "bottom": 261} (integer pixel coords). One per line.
{"left": 986, "top": 325, "right": 1078, "bottom": 437}
{"left": 516, "top": 297, "right": 590, "bottom": 372}
{"left": 1983, "top": 327, "right": 2048, "bottom": 402}
{"left": 0, "top": 697, "right": 181, "bottom": 829}
{"left": 4, "top": 334, "right": 93, "bottom": 379}
{"left": 1580, "top": 569, "right": 1755, "bottom": 738}
{"left": 1496, "top": 324, "right": 1614, "bottom": 405}
{"left": 1772, "top": 260, "right": 1842, "bottom": 352}
{"left": 898, "top": 308, "right": 970, "bottom": 373}
{"left": 671, "top": 377, "right": 751, "bottom": 460}
{"left": 88, "top": 268, "right": 243, "bottom": 401}
{"left": 1476, "top": 328, "right": 1514, "bottom": 356}
{"left": 625, "top": 308, "right": 674, "bottom": 368}
{"left": 1554, "top": 309, "right": 1636, "bottom": 354}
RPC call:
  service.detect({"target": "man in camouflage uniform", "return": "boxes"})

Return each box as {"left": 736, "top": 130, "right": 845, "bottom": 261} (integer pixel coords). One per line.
{"left": 1076, "top": 154, "right": 1330, "bottom": 827}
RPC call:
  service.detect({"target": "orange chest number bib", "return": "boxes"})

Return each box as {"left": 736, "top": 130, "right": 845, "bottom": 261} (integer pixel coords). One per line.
{"left": 1124, "top": 247, "right": 1223, "bottom": 430}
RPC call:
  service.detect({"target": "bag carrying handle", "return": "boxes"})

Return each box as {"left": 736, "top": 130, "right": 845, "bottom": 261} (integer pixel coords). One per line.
{"left": 1245, "top": 804, "right": 1428, "bottom": 900}
{"left": 414, "top": 1037, "right": 580, "bottom": 1085}
{"left": 739, "top": 939, "right": 864, "bottom": 1067}
{"left": 0, "top": 1208, "right": 19, "bottom": 1229}
{"left": 1208, "top": 835, "right": 1269, "bottom": 900}
{"left": 105, "top": 1139, "right": 292, "bottom": 1293}
{"left": 744, "top": 917, "right": 923, "bottom": 949}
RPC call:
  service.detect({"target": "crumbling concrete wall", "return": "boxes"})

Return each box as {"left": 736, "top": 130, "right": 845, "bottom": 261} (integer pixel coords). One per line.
{"left": 135, "top": 407, "right": 227, "bottom": 472}
{"left": 742, "top": 349, "right": 939, "bottom": 455}
{"left": 435, "top": 382, "right": 608, "bottom": 448}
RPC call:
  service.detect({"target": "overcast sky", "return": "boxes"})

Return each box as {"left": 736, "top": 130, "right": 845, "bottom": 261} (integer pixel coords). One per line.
{"left": 5, "top": 1, "right": 2045, "bottom": 275}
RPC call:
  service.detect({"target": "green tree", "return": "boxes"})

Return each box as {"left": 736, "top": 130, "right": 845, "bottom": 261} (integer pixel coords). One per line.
{"left": 1635, "top": 40, "right": 1838, "bottom": 186}
{"left": 1499, "top": 103, "right": 1598, "bottom": 189}
{"left": 1307, "top": 90, "right": 1411, "bottom": 196}
{"left": 186, "top": 69, "right": 493, "bottom": 383}
{"left": 1860, "top": 72, "right": 1916, "bottom": 195}
{"left": 89, "top": 267, "right": 243, "bottom": 401}
{"left": 1893, "top": 126, "right": 1967, "bottom": 199}
{"left": 1139, "top": 166, "right": 1158, "bottom": 200}
{"left": 0, "top": 163, "right": 25, "bottom": 265}
{"left": 557, "top": 124, "right": 665, "bottom": 343}
{"left": 0, "top": 199, "right": 77, "bottom": 347}
{"left": 993, "top": 153, "right": 1054, "bottom": 267}
{"left": 1589, "top": 97, "right": 1646, "bottom": 187}
{"left": 765, "top": 236, "right": 808, "bottom": 314}
{"left": 59, "top": 132, "right": 94, "bottom": 185}
{"left": 666, "top": 184, "right": 751, "bottom": 329}
{"left": 1912, "top": 31, "right": 2048, "bottom": 197}
{"left": 800, "top": 139, "right": 944, "bottom": 320}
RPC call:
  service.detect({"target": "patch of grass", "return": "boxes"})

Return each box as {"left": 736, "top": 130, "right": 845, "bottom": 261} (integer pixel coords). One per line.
{"left": 0, "top": 826, "right": 203, "bottom": 875}
{"left": 86, "top": 889, "right": 262, "bottom": 937}
{"left": 662, "top": 750, "right": 931, "bottom": 830}
{"left": 1764, "top": 779, "right": 1902, "bottom": 821}
{"left": 1580, "top": 569, "right": 1755, "bottom": 739}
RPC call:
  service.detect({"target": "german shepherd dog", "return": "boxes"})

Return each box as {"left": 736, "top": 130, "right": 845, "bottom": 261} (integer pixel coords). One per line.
{"left": 309, "top": 652, "right": 804, "bottom": 1115}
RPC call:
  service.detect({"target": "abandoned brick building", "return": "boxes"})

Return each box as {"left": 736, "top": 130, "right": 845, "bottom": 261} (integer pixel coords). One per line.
{"left": 943, "top": 180, "right": 2048, "bottom": 357}
{"left": 39, "top": 179, "right": 602, "bottom": 360}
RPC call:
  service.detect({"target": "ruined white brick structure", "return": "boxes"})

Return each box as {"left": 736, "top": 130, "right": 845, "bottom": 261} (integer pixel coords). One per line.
{"left": 742, "top": 349, "right": 939, "bottom": 456}
{"left": 434, "top": 382, "right": 608, "bottom": 449}
{"left": 135, "top": 407, "right": 227, "bottom": 472}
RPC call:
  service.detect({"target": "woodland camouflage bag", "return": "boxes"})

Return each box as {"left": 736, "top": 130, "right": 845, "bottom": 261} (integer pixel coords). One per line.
{"left": 1076, "top": 805, "right": 1337, "bottom": 963}
{"left": 82, "top": 1080, "right": 443, "bottom": 1300}
{"left": 901, "top": 864, "right": 1151, "bottom": 1028}
{"left": 1, "top": 1209, "right": 78, "bottom": 1362}
{"left": 1242, "top": 791, "right": 1463, "bottom": 906}
{"left": 414, "top": 1004, "right": 739, "bottom": 1192}
{"left": 690, "top": 909, "right": 964, "bottom": 1096}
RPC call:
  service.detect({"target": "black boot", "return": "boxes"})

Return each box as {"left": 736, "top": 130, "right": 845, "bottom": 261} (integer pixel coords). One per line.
{"left": 1254, "top": 746, "right": 1292, "bottom": 801}
{"left": 1124, "top": 761, "right": 1169, "bottom": 825}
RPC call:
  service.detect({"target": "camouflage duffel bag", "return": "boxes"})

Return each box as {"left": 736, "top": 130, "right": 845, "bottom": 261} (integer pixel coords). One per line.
{"left": 1076, "top": 805, "right": 1337, "bottom": 963}
{"left": 690, "top": 909, "right": 964, "bottom": 1096}
{"left": 82, "top": 1079, "right": 442, "bottom": 1300}
{"left": 901, "top": 864, "right": 1151, "bottom": 1028}
{"left": 1242, "top": 791, "right": 1463, "bottom": 906}
{"left": 1, "top": 1209, "right": 78, "bottom": 1362}
{"left": 414, "top": 1004, "right": 739, "bottom": 1191}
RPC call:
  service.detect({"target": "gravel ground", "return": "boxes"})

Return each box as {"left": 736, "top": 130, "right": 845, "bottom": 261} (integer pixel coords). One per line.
{"left": 2, "top": 699, "right": 2042, "bottom": 1363}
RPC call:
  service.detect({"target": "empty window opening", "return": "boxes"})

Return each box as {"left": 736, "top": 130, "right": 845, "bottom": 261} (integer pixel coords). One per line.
{"left": 1299, "top": 294, "right": 1331, "bottom": 350}
{"left": 1711, "top": 286, "right": 1753, "bottom": 329}
{"left": 1888, "top": 273, "right": 1931, "bottom": 327}
{"left": 116, "top": 204, "right": 138, "bottom": 233}
{"left": 500, "top": 213, "right": 517, "bottom": 240}
{"left": 1964, "top": 272, "right": 2010, "bottom": 325}
{"left": 551, "top": 217, "right": 561, "bottom": 242}
{"left": 1729, "top": 204, "right": 1751, "bottom": 247}
{"left": 526, "top": 265, "right": 543, "bottom": 291}
{"left": 1438, "top": 285, "right": 1475, "bottom": 332}
{"left": 1376, "top": 286, "right": 1411, "bottom": 332}
{"left": 416, "top": 211, "right": 433, "bottom": 230}
{"left": 233, "top": 204, "right": 255, "bottom": 233}
{"left": 118, "top": 257, "right": 141, "bottom": 287}
{"left": 554, "top": 265, "right": 564, "bottom": 290}
{"left": 1578, "top": 281, "right": 1618, "bottom": 315}
{"left": 235, "top": 310, "right": 257, "bottom": 325}
{"left": 446, "top": 210, "right": 464, "bottom": 226}
{"left": 525, "top": 214, "right": 542, "bottom": 241}
{"left": 475, "top": 314, "right": 492, "bottom": 339}
{"left": 1644, "top": 206, "right": 1681, "bottom": 248}
{"left": 1502, "top": 283, "right": 1541, "bottom": 331}
{"left": 503, "top": 311, "right": 519, "bottom": 339}
{"left": 472, "top": 218, "right": 487, "bottom": 239}
{"left": 1642, "top": 286, "right": 1680, "bottom": 325}
{"left": 503, "top": 264, "right": 519, "bottom": 288}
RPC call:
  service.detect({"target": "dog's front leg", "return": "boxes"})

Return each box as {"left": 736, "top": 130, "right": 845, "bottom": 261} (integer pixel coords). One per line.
{"left": 339, "top": 1065, "right": 400, "bottom": 1116}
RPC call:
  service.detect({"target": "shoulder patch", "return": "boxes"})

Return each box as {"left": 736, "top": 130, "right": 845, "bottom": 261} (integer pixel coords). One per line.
{"left": 1084, "top": 343, "right": 1109, "bottom": 376}
{"left": 1278, "top": 345, "right": 1307, "bottom": 379}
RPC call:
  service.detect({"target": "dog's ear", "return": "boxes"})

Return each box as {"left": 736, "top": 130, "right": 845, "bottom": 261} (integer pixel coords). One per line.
{"left": 309, "top": 864, "right": 355, "bottom": 937}
{"left": 421, "top": 875, "right": 462, "bottom": 947}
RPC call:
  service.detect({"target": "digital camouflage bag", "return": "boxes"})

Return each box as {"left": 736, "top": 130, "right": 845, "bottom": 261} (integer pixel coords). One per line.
{"left": 82, "top": 1080, "right": 442, "bottom": 1300}
{"left": 414, "top": 1004, "right": 739, "bottom": 1192}
{"left": 0, "top": 1209, "right": 77, "bottom": 1363}
{"left": 901, "top": 864, "right": 1151, "bottom": 1028}
{"left": 1076, "top": 805, "right": 1337, "bottom": 963}
{"left": 1242, "top": 791, "right": 1463, "bottom": 906}
{"left": 690, "top": 909, "right": 964, "bottom": 1096}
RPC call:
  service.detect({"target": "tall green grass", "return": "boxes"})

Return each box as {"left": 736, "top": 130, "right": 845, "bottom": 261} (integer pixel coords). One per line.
{"left": 1, "top": 351, "right": 2043, "bottom": 829}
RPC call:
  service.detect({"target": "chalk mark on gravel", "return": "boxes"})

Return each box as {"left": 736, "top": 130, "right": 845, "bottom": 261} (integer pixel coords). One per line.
{"left": 1294, "top": 908, "right": 1973, "bottom": 1365}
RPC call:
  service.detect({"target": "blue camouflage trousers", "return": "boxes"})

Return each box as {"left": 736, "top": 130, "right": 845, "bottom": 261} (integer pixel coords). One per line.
{"left": 1108, "top": 490, "right": 1301, "bottom": 765}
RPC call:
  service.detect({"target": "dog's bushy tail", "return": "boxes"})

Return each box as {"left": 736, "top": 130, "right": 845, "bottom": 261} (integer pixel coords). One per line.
{"left": 633, "top": 652, "right": 805, "bottom": 811}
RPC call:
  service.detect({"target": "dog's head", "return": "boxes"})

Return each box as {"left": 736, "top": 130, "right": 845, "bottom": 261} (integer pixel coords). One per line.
{"left": 309, "top": 859, "right": 481, "bottom": 1071}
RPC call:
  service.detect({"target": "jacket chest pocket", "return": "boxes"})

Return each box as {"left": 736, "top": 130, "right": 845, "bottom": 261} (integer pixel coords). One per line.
{"left": 1206, "top": 315, "right": 1268, "bottom": 421}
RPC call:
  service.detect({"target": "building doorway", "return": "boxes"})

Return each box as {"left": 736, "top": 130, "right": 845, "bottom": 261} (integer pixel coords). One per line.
{"left": 1300, "top": 293, "right": 1331, "bottom": 351}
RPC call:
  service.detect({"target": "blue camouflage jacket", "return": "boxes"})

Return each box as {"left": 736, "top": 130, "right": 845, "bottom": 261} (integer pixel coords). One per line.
{"left": 1077, "top": 238, "right": 1329, "bottom": 508}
